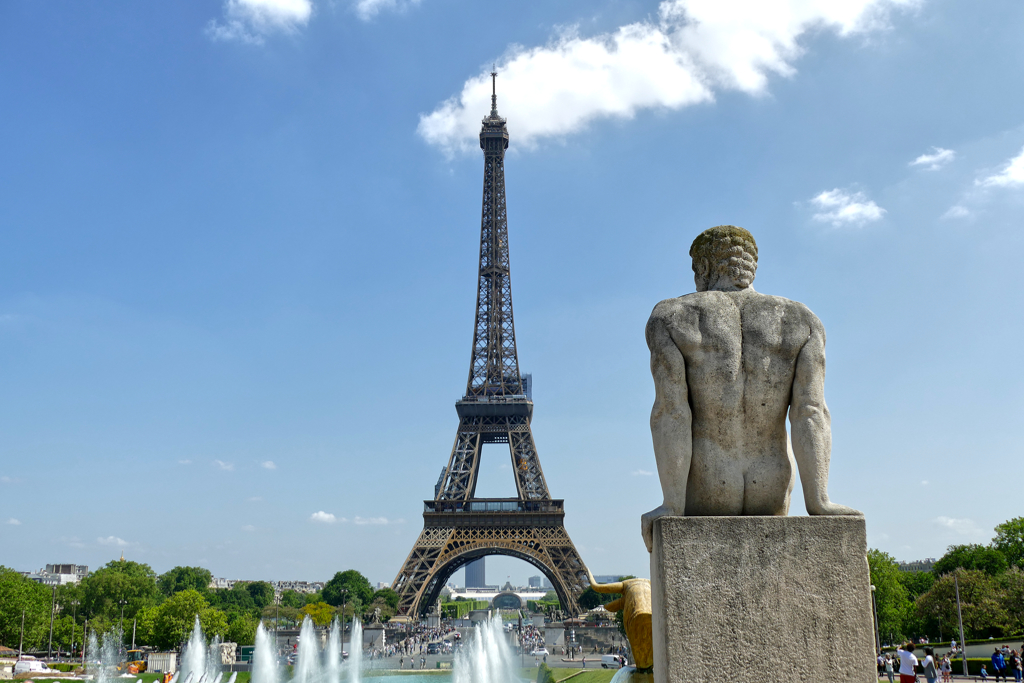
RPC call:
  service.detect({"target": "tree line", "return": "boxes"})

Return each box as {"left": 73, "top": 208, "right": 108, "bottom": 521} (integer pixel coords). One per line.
{"left": 0, "top": 562, "right": 400, "bottom": 654}
{"left": 869, "top": 516, "right": 1024, "bottom": 644}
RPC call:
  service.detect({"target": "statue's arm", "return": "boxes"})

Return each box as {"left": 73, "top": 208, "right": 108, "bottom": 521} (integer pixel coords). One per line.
{"left": 642, "top": 310, "right": 692, "bottom": 551}
{"left": 790, "top": 315, "right": 861, "bottom": 516}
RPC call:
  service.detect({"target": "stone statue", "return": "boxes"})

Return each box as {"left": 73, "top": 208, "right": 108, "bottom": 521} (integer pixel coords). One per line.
{"left": 586, "top": 569, "right": 653, "bottom": 671}
{"left": 641, "top": 226, "right": 859, "bottom": 551}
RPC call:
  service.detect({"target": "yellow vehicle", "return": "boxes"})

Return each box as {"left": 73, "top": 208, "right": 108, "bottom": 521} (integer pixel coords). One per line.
{"left": 117, "top": 651, "right": 147, "bottom": 674}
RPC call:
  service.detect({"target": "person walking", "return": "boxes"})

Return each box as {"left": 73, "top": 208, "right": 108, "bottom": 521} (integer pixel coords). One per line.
{"left": 923, "top": 648, "right": 938, "bottom": 683}
{"left": 994, "top": 648, "right": 1008, "bottom": 683}
{"left": 940, "top": 655, "right": 951, "bottom": 683}
{"left": 1010, "top": 650, "right": 1022, "bottom": 683}
{"left": 885, "top": 654, "right": 895, "bottom": 683}
{"left": 897, "top": 643, "right": 919, "bottom": 683}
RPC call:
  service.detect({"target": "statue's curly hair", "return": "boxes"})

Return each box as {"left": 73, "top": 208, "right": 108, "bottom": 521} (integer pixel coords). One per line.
{"left": 689, "top": 225, "right": 758, "bottom": 291}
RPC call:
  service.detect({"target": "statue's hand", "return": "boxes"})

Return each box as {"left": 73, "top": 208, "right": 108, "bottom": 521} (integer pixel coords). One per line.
{"left": 641, "top": 504, "right": 678, "bottom": 553}
{"left": 807, "top": 498, "right": 862, "bottom": 516}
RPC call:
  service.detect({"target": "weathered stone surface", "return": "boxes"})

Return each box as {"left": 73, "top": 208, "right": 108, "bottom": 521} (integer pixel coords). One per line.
{"left": 651, "top": 515, "right": 875, "bottom": 683}
{"left": 642, "top": 226, "right": 859, "bottom": 551}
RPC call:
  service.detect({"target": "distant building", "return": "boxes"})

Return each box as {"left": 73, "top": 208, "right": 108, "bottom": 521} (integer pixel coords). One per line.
{"left": 209, "top": 577, "right": 236, "bottom": 590}
{"left": 898, "top": 559, "right": 936, "bottom": 573}
{"left": 542, "top": 576, "right": 552, "bottom": 589}
{"left": 593, "top": 574, "right": 630, "bottom": 584}
{"left": 528, "top": 576, "right": 542, "bottom": 588}
{"left": 274, "top": 580, "right": 324, "bottom": 594}
{"left": 22, "top": 564, "right": 89, "bottom": 586}
{"left": 376, "top": 582, "right": 389, "bottom": 590}
{"left": 465, "top": 558, "right": 486, "bottom": 588}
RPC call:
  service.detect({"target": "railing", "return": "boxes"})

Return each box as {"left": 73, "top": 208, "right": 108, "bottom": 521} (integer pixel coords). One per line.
{"left": 424, "top": 498, "right": 564, "bottom": 514}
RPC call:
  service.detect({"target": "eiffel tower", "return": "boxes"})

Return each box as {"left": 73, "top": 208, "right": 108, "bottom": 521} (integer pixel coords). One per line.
{"left": 390, "top": 73, "right": 587, "bottom": 619}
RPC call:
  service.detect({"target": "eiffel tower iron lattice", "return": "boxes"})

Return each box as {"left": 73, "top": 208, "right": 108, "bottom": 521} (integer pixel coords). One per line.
{"left": 391, "top": 73, "right": 588, "bottom": 618}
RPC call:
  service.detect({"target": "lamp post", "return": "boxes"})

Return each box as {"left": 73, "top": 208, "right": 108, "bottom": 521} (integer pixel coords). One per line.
{"left": 118, "top": 599, "right": 128, "bottom": 632}
{"left": 954, "top": 572, "right": 968, "bottom": 677}
{"left": 48, "top": 584, "right": 57, "bottom": 660}
{"left": 69, "top": 600, "right": 79, "bottom": 660}
{"left": 870, "top": 585, "right": 881, "bottom": 653}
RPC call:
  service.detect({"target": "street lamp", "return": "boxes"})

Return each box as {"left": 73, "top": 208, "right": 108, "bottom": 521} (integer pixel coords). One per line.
{"left": 118, "top": 599, "right": 128, "bottom": 633}
{"left": 48, "top": 585, "right": 57, "bottom": 660}
{"left": 870, "top": 585, "right": 881, "bottom": 653}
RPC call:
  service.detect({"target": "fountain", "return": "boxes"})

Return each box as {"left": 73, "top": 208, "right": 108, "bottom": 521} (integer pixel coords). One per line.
{"left": 85, "top": 626, "right": 127, "bottom": 683}
{"left": 345, "top": 619, "right": 362, "bottom": 683}
{"left": 253, "top": 623, "right": 279, "bottom": 683}
{"left": 179, "top": 617, "right": 222, "bottom": 683}
{"left": 452, "top": 615, "right": 518, "bottom": 683}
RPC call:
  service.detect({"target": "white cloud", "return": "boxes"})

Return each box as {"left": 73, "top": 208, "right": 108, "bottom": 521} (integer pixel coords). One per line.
{"left": 98, "top": 535, "right": 129, "bottom": 547}
{"left": 241, "top": 525, "right": 256, "bottom": 532}
{"left": 0, "top": 475, "right": 15, "bottom": 484}
{"left": 354, "top": 0, "right": 420, "bottom": 21}
{"left": 261, "top": 460, "right": 277, "bottom": 470}
{"left": 920, "top": 480, "right": 928, "bottom": 486}
{"left": 213, "top": 459, "right": 235, "bottom": 471}
{"left": 910, "top": 147, "right": 955, "bottom": 170}
{"left": 942, "top": 204, "right": 971, "bottom": 220}
{"left": 248, "top": 496, "right": 264, "bottom": 502}
{"left": 933, "top": 516, "right": 985, "bottom": 537}
{"left": 178, "top": 459, "right": 192, "bottom": 465}
{"left": 207, "top": 0, "right": 312, "bottom": 45}
{"left": 632, "top": 469, "right": 654, "bottom": 476}
{"left": 419, "top": 0, "right": 915, "bottom": 153}
{"left": 976, "top": 145, "right": 1024, "bottom": 188}
{"left": 353, "top": 516, "right": 403, "bottom": 525}
{"left": 7, "top": 518, "right": 21, "bottom": 525}
{"left": 309, "top": 511, "right": 345, "bottom": 524}
{"left": 809, "top": 188, "right": 886, "bottom": 227}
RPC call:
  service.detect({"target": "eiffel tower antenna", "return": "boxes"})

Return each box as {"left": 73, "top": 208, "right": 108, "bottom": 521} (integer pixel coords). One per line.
{"left": 390, "top": 82, "right": 587, "bottom": 620}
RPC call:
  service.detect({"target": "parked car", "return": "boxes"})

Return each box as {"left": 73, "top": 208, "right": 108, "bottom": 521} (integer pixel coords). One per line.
{"left": 531, "top": 648, "right": 549, "bottom": 656}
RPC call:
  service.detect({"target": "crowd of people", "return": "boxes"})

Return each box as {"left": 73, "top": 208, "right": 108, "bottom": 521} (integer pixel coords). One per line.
{"left": 880, "top": 642, "right": 1024, "bottom": 683}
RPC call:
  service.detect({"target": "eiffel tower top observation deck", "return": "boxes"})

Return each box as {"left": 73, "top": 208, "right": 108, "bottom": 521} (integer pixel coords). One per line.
{"left": 390, "top": 73, "right": 587, "bottom": 618}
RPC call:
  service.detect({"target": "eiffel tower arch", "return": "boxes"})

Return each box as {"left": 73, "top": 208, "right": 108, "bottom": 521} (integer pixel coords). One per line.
{"left": 391, "top": 73, "right": 588, "bottom": 618}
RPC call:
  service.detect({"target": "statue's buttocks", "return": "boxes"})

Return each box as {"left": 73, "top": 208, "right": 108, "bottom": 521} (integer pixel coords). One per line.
{"left": 642, "top": 226, "right": 859, "bottom": 552}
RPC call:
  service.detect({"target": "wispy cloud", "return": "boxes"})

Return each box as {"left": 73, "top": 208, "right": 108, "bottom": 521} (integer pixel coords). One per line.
{"left": 213, "top": 460, "right": 235, "bottom": 471}
{"left": 354, "top": 0, "right": 420, "bottom": 21}
{"left": 809, "top": 188, "right": 886, "bottom": 227}
{"left": 354, "top": 516, "right": 403, "bottom": 525}
{"left": 98, "top": 535, "right": 129, "bottom": 547}
{"left": 933, "top": 516, "right": 985, "bottom": 537}
{"left": 419, "top": 0, "right": 915, "bottom": 153}
{"left": 910, "top": 147, "right": 955, "bottom": 170}
{"left": 207, "top": 0, "right": 312, "bottom": 45}
{"left": 976, "top": 145, "right": 1024, "bottom": 188}
{"left": 942, "top": 205, "right": 971, "bottom": 220}
{"left": 241, "top": 525, "right": 256, "bottom": 532}
{"left": 0, "top": 475, "right": 17, "bottom": 484}
{"left": 248, "top": 496, "right": 264, "bottom": 502}
{"left": 178, "top": 459, "right": 192, "bottom": 465}
{"left": 7, "top": 518, "right": 21, "bottom": 526}
{"left": 309, "top": 511, "right": 345, "bottom": 524}
{"left": 261, "top": 460, "right": 277, "bottom": 470}
{"left": 631, "top": 469, "right": 654, "bottom": 476}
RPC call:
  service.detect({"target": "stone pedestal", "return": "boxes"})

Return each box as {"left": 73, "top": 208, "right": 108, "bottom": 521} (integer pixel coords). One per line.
{"left": 651, "top": 516, "right": 875, "bottom": 683}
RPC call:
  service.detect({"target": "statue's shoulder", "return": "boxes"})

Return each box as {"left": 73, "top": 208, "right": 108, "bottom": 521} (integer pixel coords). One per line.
{"left": 649, "top": 292, "right": 715, "bottom": 319}
{"left": 751, "top": 292, "right": 822, "bottom": 325}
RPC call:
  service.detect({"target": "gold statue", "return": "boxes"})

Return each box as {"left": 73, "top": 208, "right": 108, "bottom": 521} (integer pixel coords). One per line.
{"left": 586, "top": 569, "right": 653, "bottom": 672}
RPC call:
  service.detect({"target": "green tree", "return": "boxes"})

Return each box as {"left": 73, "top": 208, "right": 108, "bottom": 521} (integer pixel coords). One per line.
{"left": 371, "top": 588, "right": 399, "bottom": 610}
{"left": 301, "top": 602, "right": 335, "bottom": 627}
{"left": 208, "top": 583, "right": 257, "bottom": 616}
{"left": 146, "top": 589, "right": 228, "bottom": 650}
{"left": 323, "top": 571, "right": 373, "bottom": 607}
{"left": 994, "top": 518, "right": 1024, "bottom": 570}
{"left": 898, "top": 571, "right": 935, "bottom": 599}
{"left": 226, "top": 613, "right": 258, "bottom": 646}
{"left": 245, "top": 582, "right": 275, "bottom": 610}
{"left": 0, "top": 567, "right": 52, "bottom": 650}
{"left": 998, "top": 567, "right": 1024, "bottom": 635}
{"left": 303, "top": 592, "right": 323, "bottom": 606}
{"left": 915, "top": 569, "right": 1007, "bottom": 639}
{"left": 868, "top": 550, "right": 912, "bottom": 644}
{"left": 157, "top": 567, "right": 213, "bottom": 597}
{"left": 80, "top": 559, "right": 160, "bottom": 623}
{"left": 280, "top": 590, "right": 305, "bottom": 609}
{"left": 933, "top": 544, "right": 1008, "bottom": 577}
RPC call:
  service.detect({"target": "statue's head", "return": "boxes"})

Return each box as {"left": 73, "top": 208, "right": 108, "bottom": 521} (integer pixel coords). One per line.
{"left": 689, "top": 225, "right": 758, "bottom": 292}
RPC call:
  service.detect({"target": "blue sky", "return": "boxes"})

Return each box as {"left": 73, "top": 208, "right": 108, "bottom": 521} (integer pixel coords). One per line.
{"left": 2, "top": 0, "right": 1023, "bottom": 588}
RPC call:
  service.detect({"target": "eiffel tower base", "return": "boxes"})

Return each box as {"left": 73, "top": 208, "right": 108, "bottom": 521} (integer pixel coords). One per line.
{"left": 392, "top": 506, "right": 587, "bottom": 618}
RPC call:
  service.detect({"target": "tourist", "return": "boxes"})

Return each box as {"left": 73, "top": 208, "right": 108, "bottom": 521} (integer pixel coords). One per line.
{"left": 1011, "top": 650, "right": 1023, "bottom": 683}
{"left": 885, "top": 654, "right": 895, "bottom": 683}
{"left": 923, "top": 648, "right": 938, "bottom": 683}
{"left": 982, "top": 666, "right": 990, "bottom": 682}
{"left": 897, "top": 643, "right": 919, "bottom": 683}
{"left": 940, "top": 654, "right": 951, "bottom": 683}
{"left": 994, "top": 648, "right": 1008, "bottom": 683}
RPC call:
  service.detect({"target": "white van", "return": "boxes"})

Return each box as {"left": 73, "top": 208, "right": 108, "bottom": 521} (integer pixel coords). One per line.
{"left": 14, "top": 658, "right": 55, "bottom": 675}
{"left": 600, "top": 654, "right": 624, "bottom": 669}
